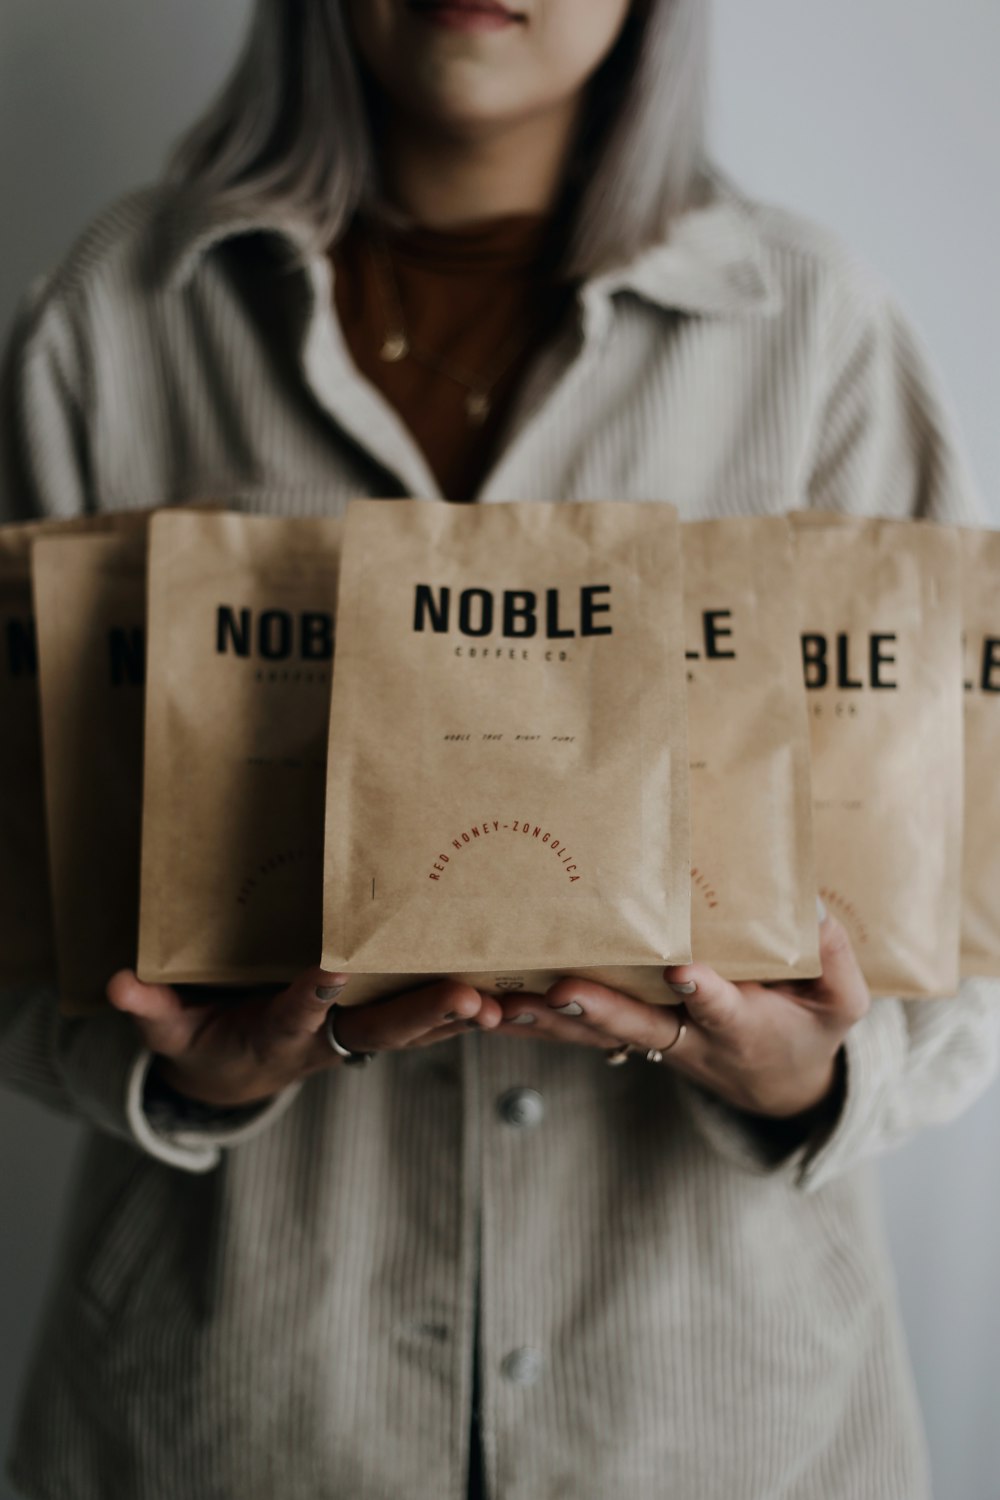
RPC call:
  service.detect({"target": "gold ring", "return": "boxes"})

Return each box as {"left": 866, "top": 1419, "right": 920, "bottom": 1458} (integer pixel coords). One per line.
{"left": 662, "top": 1021, "right": 687, "bottom": 1055}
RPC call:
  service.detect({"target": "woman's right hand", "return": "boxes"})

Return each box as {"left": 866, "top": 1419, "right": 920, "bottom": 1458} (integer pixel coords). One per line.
{"left": 106, "top": 968, "right": 502, "bottom": 1108}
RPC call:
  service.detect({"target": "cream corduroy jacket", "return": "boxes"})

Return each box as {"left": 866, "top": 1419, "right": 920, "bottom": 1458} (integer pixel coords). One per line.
{"left": 1, "top": 174, "right": 998, "bottom": 1500}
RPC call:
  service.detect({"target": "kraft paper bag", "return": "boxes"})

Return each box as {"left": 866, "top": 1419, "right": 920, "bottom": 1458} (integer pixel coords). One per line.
{"left": 324, "top": 498, "right": 691, "bottom": 994}
{"left": 792, "top": 514, "right": 963, "bottom": 998}
{"left": 684, "top": 516, "right": 819, "bottom": 981}
{"left": 33, "top": 529, "right": 147, "bottom": 1015}
{"left": 138, "top": 510, "right": 342, "bottom": 984}
{"left": 0, "top": 510, "right": 143, "bottom": 988}
{"left": 0, "top": 522, "right": 55, "bottom": 985}
{"left": 960, "top": 526, "right": 1000, "bottom": 977}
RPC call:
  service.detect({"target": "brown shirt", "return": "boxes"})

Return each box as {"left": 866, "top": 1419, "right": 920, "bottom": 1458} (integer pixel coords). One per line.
{"left": 331, "top": 212, "right": 574, "bottom": 501}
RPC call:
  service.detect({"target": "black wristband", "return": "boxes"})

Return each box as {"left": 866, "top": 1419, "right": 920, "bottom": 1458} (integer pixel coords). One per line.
{"left": 142, "top": 1060, "right": 273, "bottom": 1131}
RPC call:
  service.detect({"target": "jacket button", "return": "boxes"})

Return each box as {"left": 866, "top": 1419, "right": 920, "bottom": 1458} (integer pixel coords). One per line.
{"left": 497, "top": 1087, "right": 544, "bottom": 1128}
{"left": 501, "top": 1347, "right": 543, "bottom": 1386}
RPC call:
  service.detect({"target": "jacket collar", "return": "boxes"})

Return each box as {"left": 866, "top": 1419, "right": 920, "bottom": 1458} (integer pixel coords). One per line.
{"left": 149, "top": 167, "right": 781, "bottom": 320}
{"left": 586, "top": 175, "right": 782, "bottom": 319}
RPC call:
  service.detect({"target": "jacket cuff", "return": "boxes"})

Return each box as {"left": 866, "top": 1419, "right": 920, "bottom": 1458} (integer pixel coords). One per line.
{"left": 794, "top": 999, "right": 908, "bottom": 1191}
{"left": 682, "top": 1080, "right": 813, "bottom": 1183}
{"left": 55, "top": 1007, "right": 301, "bottom": 1173}
{"left": 126, "top": 1050, "right": 303, "bottom": 1173}
{"left": 682, "top": 1003, "right": 907, "bottom": 1189}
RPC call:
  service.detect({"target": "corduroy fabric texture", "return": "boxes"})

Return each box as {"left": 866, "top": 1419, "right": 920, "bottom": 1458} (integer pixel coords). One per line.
{"left": 1, "top": 173, "right": 999, "bottom": 1500}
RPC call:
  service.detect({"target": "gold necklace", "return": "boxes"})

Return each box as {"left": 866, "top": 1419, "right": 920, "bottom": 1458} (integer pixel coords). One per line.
{"left": 365, "top": 221, "right": 542, "bottom": 426}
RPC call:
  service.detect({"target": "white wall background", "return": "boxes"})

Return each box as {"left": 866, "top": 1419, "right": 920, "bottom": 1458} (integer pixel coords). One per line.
{"left": 0, "top": 2, "right": 997, "bottom": 1497}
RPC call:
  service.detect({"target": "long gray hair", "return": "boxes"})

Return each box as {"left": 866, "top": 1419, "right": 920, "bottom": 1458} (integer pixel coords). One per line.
{"left": 166, "top": 0, "right": 710, "bottom": 277}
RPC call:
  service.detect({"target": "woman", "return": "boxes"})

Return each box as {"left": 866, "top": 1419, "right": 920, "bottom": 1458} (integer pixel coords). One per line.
{"left": 1, "top": 2, "right": 997, "bottom": 1497}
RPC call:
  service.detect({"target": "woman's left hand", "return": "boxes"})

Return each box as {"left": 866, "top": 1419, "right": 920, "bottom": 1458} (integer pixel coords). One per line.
{"left": 493, "top": 912, "right": 870, "bottom": 1120}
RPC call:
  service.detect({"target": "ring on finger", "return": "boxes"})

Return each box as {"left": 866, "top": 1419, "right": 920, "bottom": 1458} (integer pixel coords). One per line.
{"left": 325, "top": 1004, "right": 376, "bottom": 1067}
{"left": 647, "top": 1022, "right": 687, "bottom": 1063}
{"left": 604, "top": 1042, "right": 637, "bottom": 1067}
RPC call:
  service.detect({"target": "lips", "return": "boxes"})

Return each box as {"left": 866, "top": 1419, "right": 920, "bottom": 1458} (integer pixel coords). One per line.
{"left": 408, "top": 0, "right": 526, "bottom": 22}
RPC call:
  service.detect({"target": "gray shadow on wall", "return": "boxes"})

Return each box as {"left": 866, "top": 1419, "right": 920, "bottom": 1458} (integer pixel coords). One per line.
{"left": 0, "top": 0, "right": 252, "bottom": 334}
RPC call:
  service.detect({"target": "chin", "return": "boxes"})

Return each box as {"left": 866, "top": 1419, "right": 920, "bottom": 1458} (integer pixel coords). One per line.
{"left": 405, "top": 64, "right": 534, "bottom": 132}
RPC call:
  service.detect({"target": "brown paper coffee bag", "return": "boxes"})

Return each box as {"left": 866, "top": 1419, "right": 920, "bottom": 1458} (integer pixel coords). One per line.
{"left": 793, "top": 514, "right": 963, "bottom": 998}
{"left": 960, "top": 527, "right": 1000, "bottom": 977}
{"left": 138, "top": 510, "right": 342, "bottom": 984}
{"left": 684, "top": 516, "right": 819, "bottom": 980}
{"left": 0, "top": 512, "right": 143, "bottom": 987}
{"left": 0, "top": 523, "right": 55, "bottom": 984}
{"left": 33, "top": 529, "right": 147, "bottom": 1015}
{"left": 324, "top": 499, "right": 691, "bottom": 987}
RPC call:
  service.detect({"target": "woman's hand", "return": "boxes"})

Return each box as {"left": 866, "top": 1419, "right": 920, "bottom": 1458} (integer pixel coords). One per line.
{"left": 493, "top": 913, "right": 870, "bottom": 1120}
{"left": 107, "top": 968, "right": 503, "bottom": 1108}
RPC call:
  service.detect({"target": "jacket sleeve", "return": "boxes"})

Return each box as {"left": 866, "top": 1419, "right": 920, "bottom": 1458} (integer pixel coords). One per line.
{"left": 684, "top": 274, "right": 1000, "bottom": 1191}
{"left": 0, "top": 277, "right": 302, "bottom": 1173}
{"left": 0, "top": 274, "right": 93, "bottom": 521}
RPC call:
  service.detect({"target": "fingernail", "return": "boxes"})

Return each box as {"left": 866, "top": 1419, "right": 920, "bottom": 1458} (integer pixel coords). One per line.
{"left": 441, "top": 1011, "right": 459, "bottom": 1023}
{"left": 511, "top": 1012, "right": 537, "bottom": 1026}
{"left": 316, "top": 983, "right": 347, "bottom": 1002}
{"left": 668, "top": 981, "right": 697, "bottom": 997}
{"left": 816, "top": 896, "right": 829, "bottom": 923}
{"left": 552, "top": 1001, "right": 584, "bottom": 1017}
